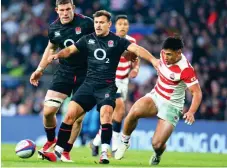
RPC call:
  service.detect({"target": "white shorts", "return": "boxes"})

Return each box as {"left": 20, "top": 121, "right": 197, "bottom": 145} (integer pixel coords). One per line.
{"left": 116, "top": 80, "right": 128, "bottom": 101}
{"left": 145, "top": 91, "right": 183, "bottom": 126}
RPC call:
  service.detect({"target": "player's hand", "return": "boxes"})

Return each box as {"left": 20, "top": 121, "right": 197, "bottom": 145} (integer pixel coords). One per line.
{"left": 30, "top": 70, "right": 43, "bottom": 87}
{"left": 129, "top": 69, "right": 138, "bottom": 78}
{"left": 183, "top": 112, "right": 195, "bottom": 125}
{"left": 48, "top": 54, "right": 59, "bottom": 63}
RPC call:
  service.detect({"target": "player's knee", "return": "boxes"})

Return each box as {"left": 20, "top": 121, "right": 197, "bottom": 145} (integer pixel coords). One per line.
{"left": 64, "top": 112, "right": 76, "bottom": 125}
{"left": 43, "top": 107, "right": 58, "bottom": 119}
{"left": 152, "top": 140, "right": 164, "bottom": 150}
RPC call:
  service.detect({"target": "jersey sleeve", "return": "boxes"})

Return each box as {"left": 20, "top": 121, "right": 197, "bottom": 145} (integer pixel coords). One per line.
{"left": 119, "top": 38, "right": 131, "bottom": 51}
{"left": 48, "top": 26, "right": 56, "bottom": 44}
{"left": 75, "top": 36, "right": 87, "bottom": 53}
{"left": 180, "top": 67, "right": 198, "bottom": 87}
{"left": 85, "top": 17, "right": 95, "bottom": 34}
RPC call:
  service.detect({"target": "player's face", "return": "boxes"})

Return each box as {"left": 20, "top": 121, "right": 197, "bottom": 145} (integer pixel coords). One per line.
{"left": 162, "top": 49, "right": 182, "bottom": 65}
{"left": 94, "top": 16, "right": 112, "bottom": 36}
{"left": 55, "top": 3, "right": 75, "bottom": 24}
{"left": 115, "top": 19, "right": 129, "bottom": 37}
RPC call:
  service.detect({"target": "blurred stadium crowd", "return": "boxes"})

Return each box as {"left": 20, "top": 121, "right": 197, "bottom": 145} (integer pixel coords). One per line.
{"left": 1, "top": 0, "right": 227, "bottom": 120}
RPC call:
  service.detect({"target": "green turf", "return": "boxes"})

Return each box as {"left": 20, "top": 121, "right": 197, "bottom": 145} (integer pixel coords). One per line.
{"left": 1, "top": 144, "right": 227, "bottom": 167}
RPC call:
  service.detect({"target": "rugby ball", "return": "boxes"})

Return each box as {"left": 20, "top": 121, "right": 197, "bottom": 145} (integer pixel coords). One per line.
{"left": 15, "top": 139, "right": 36, "bottom": 158}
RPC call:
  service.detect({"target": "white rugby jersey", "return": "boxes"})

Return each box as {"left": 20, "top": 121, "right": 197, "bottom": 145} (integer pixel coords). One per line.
{"left": 153, "top": 51, "right": 198, "bottom": 109}
{"left": 115, "top": 35, "right": 136, "bottom": 84}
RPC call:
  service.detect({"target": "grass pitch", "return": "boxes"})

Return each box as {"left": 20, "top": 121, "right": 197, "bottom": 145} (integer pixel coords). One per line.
{"left": 1, "top": 144, "right": 227, "bottom": 167}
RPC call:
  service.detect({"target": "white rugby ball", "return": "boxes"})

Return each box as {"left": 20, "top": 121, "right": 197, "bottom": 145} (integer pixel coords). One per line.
{"left": 15, "top": 139, "right": 36, "bottom": 158}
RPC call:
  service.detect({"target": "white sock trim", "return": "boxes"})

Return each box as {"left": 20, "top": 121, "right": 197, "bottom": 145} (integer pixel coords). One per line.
{"left": 55, "top": 145, "right": 64, "bottom": 154}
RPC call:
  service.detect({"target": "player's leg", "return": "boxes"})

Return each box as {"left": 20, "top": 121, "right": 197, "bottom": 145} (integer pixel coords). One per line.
{"left": 112, "top": 96, "right": 125, "bottom": 153}
{"left": 149, "top": 97, "right": 181, "bottom": 165}
{"left": 99, "top": 104, "right": 114, "bottom": 164}
{"left": 149, "top": 119, "right": 174, "bottom": 165}
{"left": 61, "top": 76, "right": 86, "bottom": 162}
{"left": 90, "top": 96, "right": 124, "bottom": 156}
{"left": 40, "top": 81, "right": 96, "bottom": 162}
{"left": 61, "top": 114, "right": 85, "bottom": 162}
{"left": 39, "top": 70, "right": 76, "bottom": 158}
{"left": 41, "top": 101, "right": 85, "bottom": 162}
{"left": 115, "top": 95, "right": 158, "bottom": 160}
{"left": 38, "top": 90, "right": 67, "bottom": 158}
{"left": 95, "top": 83, "right": 117, "bottom": 164}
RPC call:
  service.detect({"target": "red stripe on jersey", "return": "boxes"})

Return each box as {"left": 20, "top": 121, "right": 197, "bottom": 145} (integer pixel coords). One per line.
{"left": 53, "top": 18, "right": 60, "bottom": 24}
{"left": 117, "top": 65, "right": 131, "bottom": 71}
{"left": 155, "top": 87, "right": 170, "bottom": 100}
{"left": 120, "top": 57, "right": 129, "bottom": 62}
{"left": 116, "top": 74, "right": 129, "bottom": 79}
{"left": 75, "top": 13, "right": 85, "bottom": 18}
{"left": 157, "top": 82, "right": 174, "bottom": 93}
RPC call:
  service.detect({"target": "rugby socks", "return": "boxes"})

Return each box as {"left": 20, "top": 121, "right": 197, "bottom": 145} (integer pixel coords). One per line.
{"left": 121, "top": 133, "right": 130, "bottom": 144}
{"left": 64, "top": 142, "right": 73, "bottom": 152}
{"left": 44, "top": 126, "right": 56, "bottom": 142}
{"left": 112, "top": 120, "right": 122, "bottom": 151}
{"left": 101, "top": 124, "right": 112, "bottom": 152}
{"left": 56, "top": 122, "right": 72, "bottom": 153}
{"left": 93, "top": 128, "right": 102, "bottom": 146}
{"left": 113, "top": 120, "right": 122, "bottom": 132}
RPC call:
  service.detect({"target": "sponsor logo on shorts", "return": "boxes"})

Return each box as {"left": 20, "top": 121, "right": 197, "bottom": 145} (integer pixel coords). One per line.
{"left": 105, "top": 93, "right": 110, "bottom": 98}
{"left": 174, "top": 116, "right": 178, "bottom": 121}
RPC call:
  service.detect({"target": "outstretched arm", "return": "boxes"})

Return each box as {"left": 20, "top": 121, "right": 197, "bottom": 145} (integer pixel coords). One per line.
{"left": 127, "top": 43, "right": 159, "bottom": 69}
{"left": 47, "top": 45, "right": 79, "bottom": 63}
{"left": 38, "top": 41, "right": 58, "bottom": 71}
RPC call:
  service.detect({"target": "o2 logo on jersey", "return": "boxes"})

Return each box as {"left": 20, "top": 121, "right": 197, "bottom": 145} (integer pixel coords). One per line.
{"left": 64, "top": 39, "right": 74, "bottom": 48}
{"left": 94, "top": 48, "right": 109, "bottom": 63}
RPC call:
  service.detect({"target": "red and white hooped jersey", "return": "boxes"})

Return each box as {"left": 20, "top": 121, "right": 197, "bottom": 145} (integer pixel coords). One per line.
{"left": 152, "top": 51, "right": 198, "bottom": 109}
{"left": 115, "top": 35, "right": 136, "bottom": 84}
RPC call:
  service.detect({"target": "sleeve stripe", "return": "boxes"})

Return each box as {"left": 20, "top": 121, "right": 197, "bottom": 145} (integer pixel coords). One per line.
{"left": 186, "top": 80, "right": 199, "bottom": 87}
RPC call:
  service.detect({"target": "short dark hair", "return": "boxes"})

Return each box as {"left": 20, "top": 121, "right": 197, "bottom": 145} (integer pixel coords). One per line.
{"left": 162, "top": 35, "right": 184, "bottom": 51}
{"left": 56, "top": 0, "right": 73, "bottom": 6}
{"left": 93, "top": 10, "right": 112, "bottom": 22}
{"left": 115, "top": 15, "right": 128, "bottom": 22}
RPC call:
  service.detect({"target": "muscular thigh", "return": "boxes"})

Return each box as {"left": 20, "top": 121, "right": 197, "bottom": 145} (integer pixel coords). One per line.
{"left": 95, "top": 83, "right": 118, "bottom": 112}
{"left": 129, "top": 96, "right": 158, "bottom": 118}
{"left": 71, "top": 81, "right": 96, "bottom": 112}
